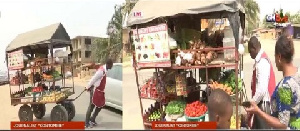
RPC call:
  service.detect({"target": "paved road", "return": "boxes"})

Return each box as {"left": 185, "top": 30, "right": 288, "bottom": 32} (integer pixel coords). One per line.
{"left": 122, "top": 39, "right": 300, "bottom": 130}
{"left": 0, "top": 80, "right": 122, "bottom": 130}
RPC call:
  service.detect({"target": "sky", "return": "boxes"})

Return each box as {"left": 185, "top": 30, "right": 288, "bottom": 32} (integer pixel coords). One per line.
{"left": 0, "top": 0, "right": 124, "bottom": 70}
{"left": 255, "top": 0, "right": 300, "bottom": 22}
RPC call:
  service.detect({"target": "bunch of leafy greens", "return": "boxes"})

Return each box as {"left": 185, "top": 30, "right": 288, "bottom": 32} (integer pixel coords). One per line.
{"left": 220, "top": 70, "right": 242, "bottom": 92}
{"left": 165, "top": 100, "right": 186, "bottom": 115}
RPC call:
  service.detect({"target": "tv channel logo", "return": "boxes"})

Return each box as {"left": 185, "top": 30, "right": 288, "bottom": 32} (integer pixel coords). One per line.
{"left": 266, "top": 9, "right": 288, "bottom": 23}
{"left": 266, "top": 14, "right": 276, "bottom": 22}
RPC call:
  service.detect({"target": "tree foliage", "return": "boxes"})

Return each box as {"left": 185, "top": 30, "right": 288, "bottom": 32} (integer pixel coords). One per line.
{"left": 91, "top": 38, "right": 109, "bottom": 63}
{"left": 244, "top": 0, "right": 260, "bottom": 35}
{"left": 287, "top": 11, "right": 300, "bottom": 24}
{"left": 92, "top": 5, "right": 123, "bottom": 63}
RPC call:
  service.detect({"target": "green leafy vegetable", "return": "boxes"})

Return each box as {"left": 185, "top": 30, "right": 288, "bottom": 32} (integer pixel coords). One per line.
{"left": 220, "top": 70, "right": 242, "bottom": 92}
{"left": 165, "top": 100, "right": 186, "bottom": 115}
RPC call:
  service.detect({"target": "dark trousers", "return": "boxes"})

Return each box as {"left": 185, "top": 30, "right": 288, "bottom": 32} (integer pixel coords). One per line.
{"left": 85, "top": 87, "right": 102, "bottom": 123}
{"left": 252, "top": 101, "right": 271, "bottom": 129}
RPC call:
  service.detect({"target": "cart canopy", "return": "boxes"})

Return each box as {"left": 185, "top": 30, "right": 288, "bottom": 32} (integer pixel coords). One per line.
{"left": 127, "top": 0, "right": 245, "bottom": 27}
{"left": 6, "top": 23, "right": 71, "bottom": 53}
{"left": 127, "top": 0, "right": 245, "bottom": 48}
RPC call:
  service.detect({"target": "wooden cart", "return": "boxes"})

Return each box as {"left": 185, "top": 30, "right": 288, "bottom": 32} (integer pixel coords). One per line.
{"left": 127, "top": 0, "right": 247, "bottom": 129}
{"left": 6, "top": 23, "right": 76, "bottom": 122}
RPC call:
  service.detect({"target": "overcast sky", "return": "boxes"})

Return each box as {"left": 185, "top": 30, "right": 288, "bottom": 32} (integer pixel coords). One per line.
{"left": 0, "top": 0, "right": 124, "bottom": 70}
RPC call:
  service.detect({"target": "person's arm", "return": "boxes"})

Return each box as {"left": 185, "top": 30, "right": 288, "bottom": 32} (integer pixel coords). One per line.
{"left": 86, "top": 70, "right": 103, "bottom": 90}
{"left": 256, "top": 105, "right": 288, "bottom": 129}
{"left": 252, "top": 59, "right": 270, "bottom": 104}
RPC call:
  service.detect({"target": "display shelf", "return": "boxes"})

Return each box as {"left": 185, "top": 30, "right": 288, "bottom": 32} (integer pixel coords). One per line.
{"left": 140, "top": 96, "right": 161, "bottom": 101}
{"left": 170, "top": 63, "right": 236, "bottom": 69}
{"left": 24, "top": 63, "right": 71, "bottom": 70}
{"left": 171, "top": 46, "right": 236, "bottom": 53}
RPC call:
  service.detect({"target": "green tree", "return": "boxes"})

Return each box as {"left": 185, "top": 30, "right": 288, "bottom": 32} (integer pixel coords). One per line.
{"left": 244, "top": 0, "right": 260, "bottom": 35}
{"left": 91, "top": 38, "right": 109, "bottom": 63}
{"left": 92, "top": 5, "right": 123, "bottom": 63}
{"left": 107, "top": 5, "right": 123, "bottom": 62}
{"left": 289, "top": 11, "right": 300, "bottom": 24}
{"left": 121, "top": 0, "right": 137, "bottom": 23}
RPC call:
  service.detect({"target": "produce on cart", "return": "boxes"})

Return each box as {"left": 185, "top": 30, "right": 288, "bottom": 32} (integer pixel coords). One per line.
{"left": 185, "top": 101, "right": 208, "bottom": 122}
{"left": 6, "top": 23, "right": 77, "bottom": 122}
{"left": 165, "top": 100, "right": 186, "bottom": 120}
{"left": 127, "top": 0, "right": 247, "bottom": 129}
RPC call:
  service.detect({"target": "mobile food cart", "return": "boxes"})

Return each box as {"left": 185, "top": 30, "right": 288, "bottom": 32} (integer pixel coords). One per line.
{"left": 6, "top": 23, "right": 76, "bottom": 122}
{"left": 127, "top": 0, "right": 247, "bottom": 129}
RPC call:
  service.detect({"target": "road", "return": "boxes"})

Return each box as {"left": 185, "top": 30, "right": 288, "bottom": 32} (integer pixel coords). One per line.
{"left": 122, "top": 39, "right": 300, "bottom": 130}
{"left": 0, "top": 79, "right": 122, "bottom": 130}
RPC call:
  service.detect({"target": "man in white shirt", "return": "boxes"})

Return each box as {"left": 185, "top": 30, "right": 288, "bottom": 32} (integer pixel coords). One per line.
{"left": 85, "top": 59, "right": 113, "bottom": 128}
{"left": 247, "top": 37, "right": 276, "bottom": 129}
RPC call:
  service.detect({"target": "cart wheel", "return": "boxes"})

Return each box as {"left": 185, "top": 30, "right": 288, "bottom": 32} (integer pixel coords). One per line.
{"left": 18, "top": 104, "right": 33, "bottom": 121}
{"left": 32, "top": 104, "right": 46, "bottom": 119}
{"left": 62, "top": 101, "right": 76, "bottom": 121}
{"left": 50, "top": 105, "right": 68, "bottom": 121}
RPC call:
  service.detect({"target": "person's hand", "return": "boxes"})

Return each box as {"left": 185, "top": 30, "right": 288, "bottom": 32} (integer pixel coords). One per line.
{"left": 244, "top": 101, "right": 260, "bottom": 114}
{"left": 85, "top": 87, "right": 90, "bottom": 92}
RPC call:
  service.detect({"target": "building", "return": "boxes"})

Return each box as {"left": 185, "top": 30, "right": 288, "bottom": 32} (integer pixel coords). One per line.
{"left": 66, "top": 36, "right": 100, "bottom": 77}
{"left": 252, "top": 28, "right": 276, "bottom": 39}
{"left": 292, "top": 24, "right": 300, "bottom": 39}
{"left": 67, "top": 36, "right": 100, "bottom": 64}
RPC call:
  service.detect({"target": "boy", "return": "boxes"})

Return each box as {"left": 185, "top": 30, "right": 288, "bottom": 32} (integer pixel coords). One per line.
{"left": 208, "top": 89, "right": 233, "bottom": 129}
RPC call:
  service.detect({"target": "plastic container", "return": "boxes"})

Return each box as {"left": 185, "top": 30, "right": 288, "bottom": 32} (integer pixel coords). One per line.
{"left": 223, "top": 38, "right": 235, "bottom": 61}
{"left": 185, "top": 111, "right": 208, "bottom": 122}
{"left": 223, "top": 26, "right": 234, "bottom": 39}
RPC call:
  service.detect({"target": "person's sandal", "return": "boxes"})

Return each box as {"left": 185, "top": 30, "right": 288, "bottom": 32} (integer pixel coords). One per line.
{"left": 85, "top": 123, "right": 93, "bottom": 128}
{"left": 90, "top": 121, "right": 98, "bottom": 126}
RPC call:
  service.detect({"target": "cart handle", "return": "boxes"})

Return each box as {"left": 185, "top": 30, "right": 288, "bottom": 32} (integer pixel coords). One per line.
{"left": 65, "top": 89, "right": 86, "bottom": 101}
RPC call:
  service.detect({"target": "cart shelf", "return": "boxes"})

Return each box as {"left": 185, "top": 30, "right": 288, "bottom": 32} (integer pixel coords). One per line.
{"left": 170, "top": 63, "right": 236, "bottom": 69}
{"left": 171, "top": 46, "right": 236, "bottom": 53}
{"left": 11, "top": 87, "right": 74, "bottom": 105}
{"left": 140, "top": 96, "right": 161, "bottom": 101}
{"left": 24, "top": 63, "right": 71, "bottom": 70}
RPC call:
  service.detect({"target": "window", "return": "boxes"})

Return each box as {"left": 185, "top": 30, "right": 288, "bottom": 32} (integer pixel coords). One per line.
{"left": 79, "top": 51, "right": 81, "bottom": 58}
{"left": 85, "top": 38, "right": 91, "bottom": 45}
{"left": 85, "top": 51, "right": 91, "bottom": 58}
{"left": 107, "top": 65, "right": 122, "bottom": 81}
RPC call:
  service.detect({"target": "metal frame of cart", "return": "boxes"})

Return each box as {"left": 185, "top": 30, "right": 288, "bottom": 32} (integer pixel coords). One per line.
{"left": 5, "top": 23, "right": 76, "bottom": 122}
{"left": 127, "top": 0, "right": 246, "bottom": 129}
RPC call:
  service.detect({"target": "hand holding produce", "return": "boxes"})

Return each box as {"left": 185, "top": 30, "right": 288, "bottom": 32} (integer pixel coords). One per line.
{"left": 185, "top": 101, "right": 207, "bottom": 117}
